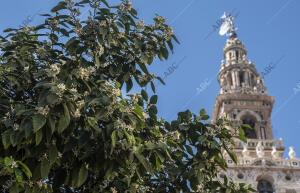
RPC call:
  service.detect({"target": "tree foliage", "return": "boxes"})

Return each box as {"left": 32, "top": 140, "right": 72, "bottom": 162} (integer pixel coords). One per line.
{"left": 0, "top": 0, "right": 255, "bottom": 192}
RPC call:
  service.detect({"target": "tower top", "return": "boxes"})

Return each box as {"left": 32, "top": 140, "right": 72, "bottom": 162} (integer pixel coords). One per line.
{"left": 219, "top": 12, "right": 237, "bottom": 38}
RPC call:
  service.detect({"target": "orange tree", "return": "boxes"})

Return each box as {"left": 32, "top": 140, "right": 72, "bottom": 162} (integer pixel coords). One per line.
{"left": 0, "top": 0, "right": 254, "bottom": 192}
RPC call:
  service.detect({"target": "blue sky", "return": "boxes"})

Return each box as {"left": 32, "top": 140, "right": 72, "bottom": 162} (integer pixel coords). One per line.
{"left": 1, "top": 0, "right": 300, "bottom": 157}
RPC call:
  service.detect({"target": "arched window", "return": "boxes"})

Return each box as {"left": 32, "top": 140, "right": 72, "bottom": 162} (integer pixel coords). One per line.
{"left": 250, "top": 74, "right": 255, "bottom": 87}
{"left": 257, "top": 179, "right": 274, "bottom": 193}
{"left": 226, "top": 73, "right": 232, "bottom": 87}
{"left": 241, "top": 116, "right": 257, "bottom": 139}
{"left": 229, "top": 52, "right": 232, "bottom": 59}
{"left": 239, "top": 71, "right": 244, "bottom": 85}
{"left": 236, "top": 50, "right": 239, "bottom": 59}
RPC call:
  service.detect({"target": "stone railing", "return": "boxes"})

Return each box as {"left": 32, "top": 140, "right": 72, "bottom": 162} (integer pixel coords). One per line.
{"left": 246, "top": 139, "right": 284, "bottom": 149}
{"left": 226, "top": 157, "right": 300, "bottom": 169}
{"left": 235, "top": 139, "right": 284, "bottom": 149}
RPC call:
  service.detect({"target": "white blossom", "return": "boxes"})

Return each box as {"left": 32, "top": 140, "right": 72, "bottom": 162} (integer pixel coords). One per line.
{"left": 118, "top": 31, "right": 125, "bottom": 39}
{"left": 84, "top": 91, "right": 89, "bottom": 96}
{"left": 87, "top": 66, "right": 96, "bottom": 74}
{"left": 137, "top": 20, "right": 145, "bottom": 28}
{"left": 142, "top": 112, "right": 147, "bottom": 119}
{"left": 13, "top": 123, "right": 19, "bottom": 131}
{"left": 77, "top": 67, "right": 95, "bottom": 80}
{"left": 11, "top": 161, "right": 17, "bottom": 168}
{"left": 50, "top": 19, "right": 59, "bottom": 28}
{"left": 59, "top": 59, "right": 67, "bottom": 65}
{"left": 36, "top": 47, "right": 47, "bottom": 58}
{"left": 98, "top": 45, "right": 104, "bottom": 54}
{"left": 74, "top": 109, "right": 81, "bottom": 118}
{"left": 57, "top": 83, "right": 66, "bottom": 91}
{"left": 37, "top": 181, "right": 44, "bottom": 189}
{"left": 76, "top": 100, "right": 85, "bottom": 107}
{"left": 100, "top": 20, "right": 107, "bottom": 27}
{"left": 112, "top": 89, "right": 121, "bottom": 97}
{"left": 50, "top": 64, "right": 60, "bottom": 76}
{"left": 132, "top": 146, "right": 137, "bottom": 153}
{"left": 36, "top": 105, "right": 50, "bottom": 116}
{"left": 70, "top": 88, "right": 77, "bottom": 93}
{"left": 173, "top": 131, "right": 181, "bottom": 140}
{"left": 101, "top": 62, "right": 109, "bottom": 68}
{"left": 110, "top": 187, "right": 117, "bottom": 193}
{"left": 127, "top": 1, "right": 132, "bottom": 11}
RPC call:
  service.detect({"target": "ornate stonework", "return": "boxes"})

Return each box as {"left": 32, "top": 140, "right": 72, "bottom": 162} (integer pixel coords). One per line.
{"left": 213, "top": 32, "right": 300, "bottom": 192}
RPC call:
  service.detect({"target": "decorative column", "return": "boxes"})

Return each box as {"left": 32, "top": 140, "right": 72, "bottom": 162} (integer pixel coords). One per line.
{"left": 244, "top": 71, "right": 249, "bottom": 87}
{"left": 231, "top": 71, "right": 236, "bottom": 88}
{"left": 235, "top": 71, "right": 240, "bottom": 87}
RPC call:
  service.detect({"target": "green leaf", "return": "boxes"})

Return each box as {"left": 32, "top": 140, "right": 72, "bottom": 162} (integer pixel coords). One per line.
{"left": 32, "top": 114, "right": 46, "bottom": 132}
{"left": 123, "top": 129, "right": 135, "bottom": 145}
{"left": 167, "top": 40, "right": 173, "bottom": 52}
{"left": 4, "top": 156, "right": 13, "bottom": 166}
{"left": 78, "top": 0, "right": 89, "bottom": 4}
{"left": 185, "top": 145, "right": 194, "bottom": 156}
{"left": 57, "top": 103, "right": 70, "bottom": 133}
{"left": 17, "top": 161, "right": 32, "bottom": 179}
{"left": 111, "top": 130, "right": 116, "bottom": 148}
{"left": 126, "top": 79, "right": 133, "bottom": 92}
{"left": 2, "top": 132, "right": 11, "bottom": 149}
{"left": 14, "top": 168, "right": 23, "bottom": 183}
{"left": 242, "top": 124, "right": 252, "bottom": 129}
{"left": 224, "top": 145, "right": 238, "bottom": 164}
{"left": 9, "top": 185, "right": 20, "bottom": 193}
{"left": 151, "top": 82, "right": 156, "bottom": 93}
{"left": 20, "top": 119, "right": 33, "bottom": 138}
{"left": 149, "top": 105, "right": 157, "bottom": 116}
{"left": 10, "top": 132, "right": 17, "bottom": 147}
{"left": 35, "top": 129, "right": 43, "bottom": 145}
{"left": 60, "top": 28, "right": 69, "bottom": 37}
{"left": 133, "top": 104, "right": 145, "bottom": 119}
{"left": 172, "top": 34, "right": 180, "bottom": 44}
{"left": 40, "top": 159, "right": 50, "bottom": 179}
{"left": 95, "top": 56, "right": 100, "bottom": 68}
{"left": 141, "top": 89, "right": 148, "bottom": 101}
{"left": 236, "top": 128, "right": 247, "bottom": 142}
{"left": 76, "top": 165, "right": 88, "bottom": 187}
{"left": 201, "top": 115, "right": 210, "bottom": 120}
{"left": 150, "top": 95, "right": 158, "bottom": 104}
{"left": 200, "top": 109, "right": 206, "bottom": 116}
{"left": 101, "top": 0, "right": 110, "bottom": 7}
{"left": 137, "top": 62, "right": 149, "bottom": 74}
{"left": 49, "top": 146, "right": 58, "bottom": 164}
{"left": 88, "top": 118, "right": 101, "bottom": 132}
{"left": 156, "top": 76, "right": 165, "bottom": 85}
{"left": 135, "top": 153, "right": 152, "bottom": 174}
{"left": 47, "top": 116, "right": 56, "bottom": 134}
{"left": 155, "top": 155, "right": 161, "bottom": 172}
{"left": 51, "top": 1, "right": 66, "bottom": 12}
{"left": 160, "top": 47, "right": 169, "bottom": 59}
{"left": 3, "top": 28, "right": 17, "bottom": 33}
{"left": 46, "top": 93, "right": 59, "bottom": 105}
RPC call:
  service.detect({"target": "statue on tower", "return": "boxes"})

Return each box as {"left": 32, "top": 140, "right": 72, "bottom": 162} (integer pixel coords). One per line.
{"left": 256, "top": 141, "right": 265, "bottom": 158}
{"left": 219, "top": 12, "right": 237, "bottom": 38}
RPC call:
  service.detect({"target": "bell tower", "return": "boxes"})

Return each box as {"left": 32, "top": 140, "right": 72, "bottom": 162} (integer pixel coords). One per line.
{"left": 213, "top": 13, "right": 300, "bottom": 192}
{"left": 212, "top": 34, "right": 275, "bottom": 141}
